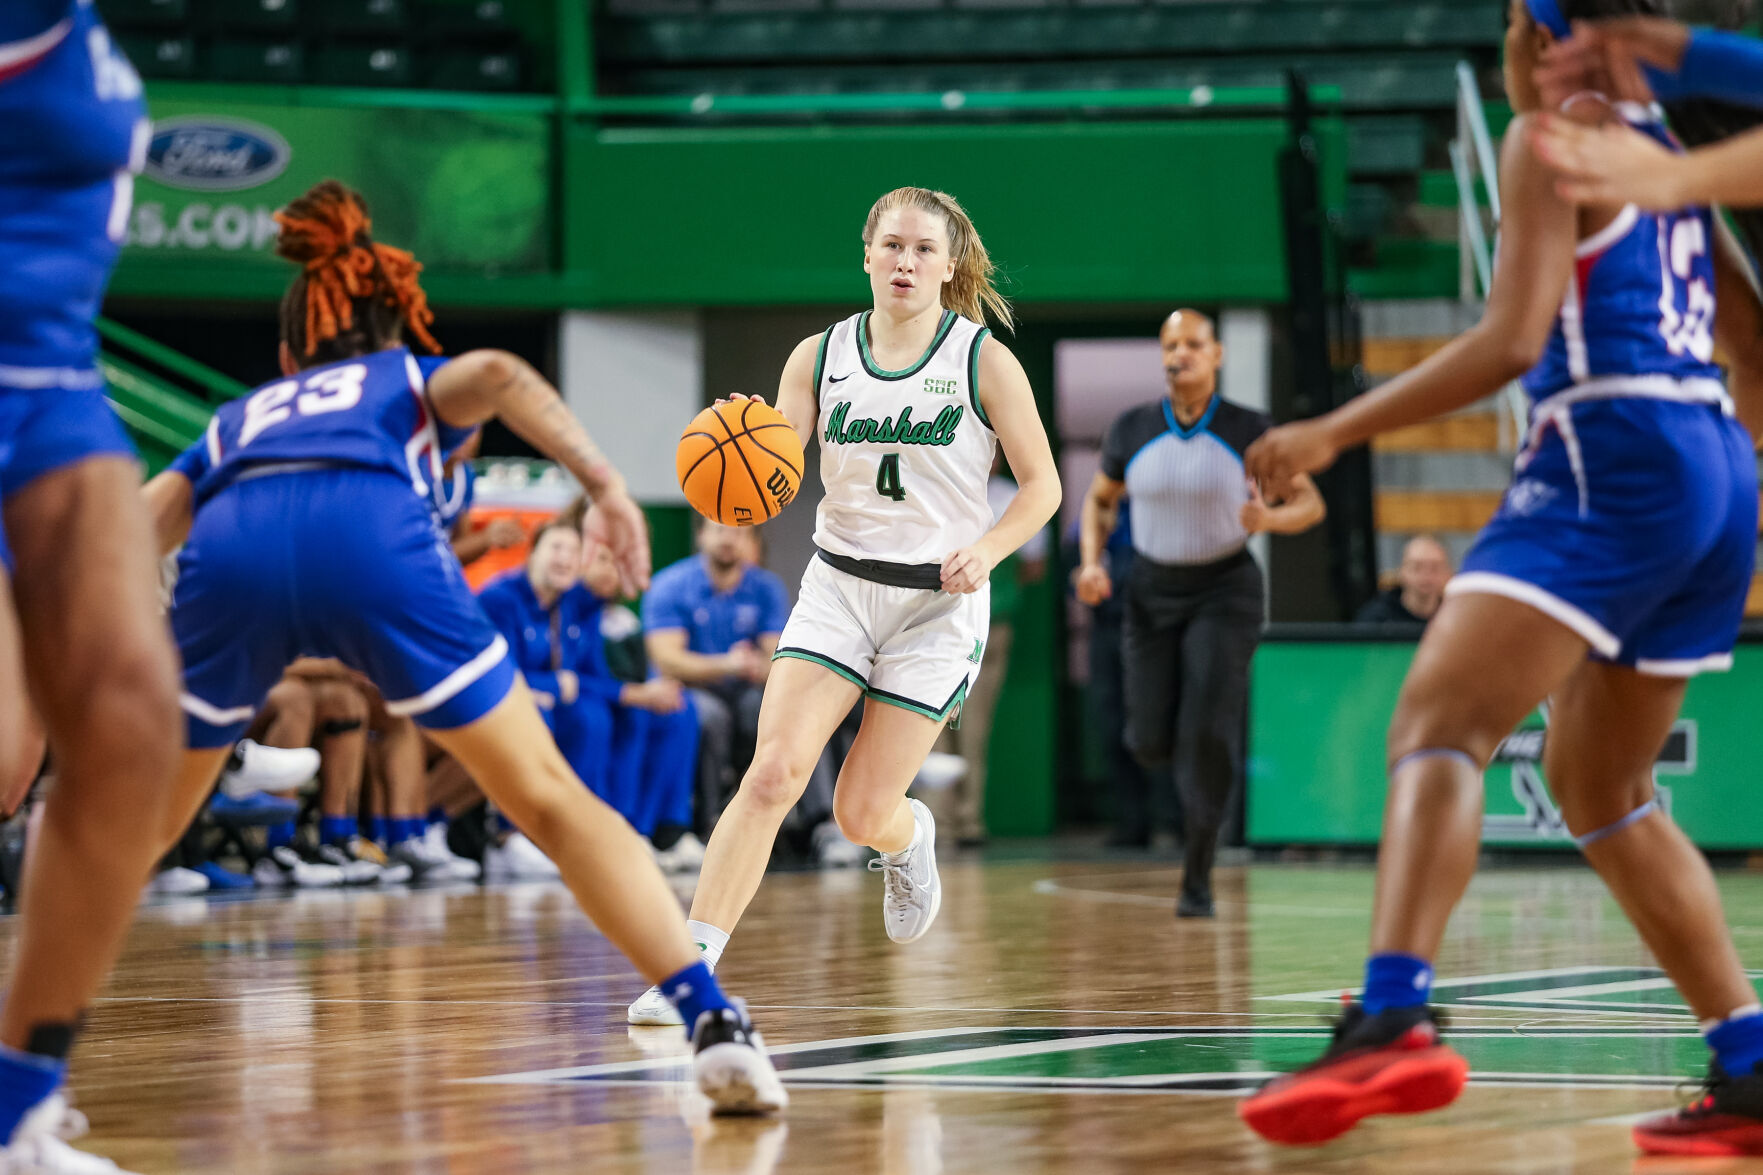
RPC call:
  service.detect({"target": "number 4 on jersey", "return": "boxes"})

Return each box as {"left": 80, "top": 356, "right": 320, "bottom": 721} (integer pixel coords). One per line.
{"left": 875, "top": 453, "right": 906, "bottom": 502}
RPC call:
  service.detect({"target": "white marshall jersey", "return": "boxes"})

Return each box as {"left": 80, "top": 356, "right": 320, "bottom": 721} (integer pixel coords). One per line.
{"left": 812, "top": 310, "right": 997, "bottom": 566}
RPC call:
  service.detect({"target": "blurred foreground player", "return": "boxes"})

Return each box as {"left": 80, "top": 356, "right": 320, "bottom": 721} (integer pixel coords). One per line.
{"left": 142, "top": 179, "right": 785, "bottom": 1114}
{"left": 0, "top": 3, "right": 185, "bottom": 1171}
{"left": 1239, "top": 0, "right": 1763, "bottom": 1155}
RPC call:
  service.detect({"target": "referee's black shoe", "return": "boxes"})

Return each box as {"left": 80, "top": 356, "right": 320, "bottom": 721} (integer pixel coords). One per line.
{"left": 1176, "top": 883, "right": 1214, "bottom": 919}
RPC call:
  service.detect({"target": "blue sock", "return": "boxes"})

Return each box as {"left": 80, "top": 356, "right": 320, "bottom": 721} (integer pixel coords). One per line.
{"left": 1362, "top": 952, "right": 1433, "bottom": 1015}
{"left": 320, "top": 816, "right": 355, "bottom": 846}
{"left": 370, "top": 816, "right": 390, "bottom": 845}
{"left": 389, "top": 817, "right": 424, "bottom": 845}
{"left": 660, "top": 960, "right": 733, "bottom": 1039}
{"left": 426, "top": 806, "right": 445, "bottom": 825}
{"left": 1707, "top": 1010, "right": 1763, "bottom": 1077}
{"left": 0, "top": 1044, "right": 65, "bottom": 1144}
{"left": 265, "top": 820, "right": 296, "bottom": 850}
{"left": 493, "top": 812, "right": 515, "bottom": 836}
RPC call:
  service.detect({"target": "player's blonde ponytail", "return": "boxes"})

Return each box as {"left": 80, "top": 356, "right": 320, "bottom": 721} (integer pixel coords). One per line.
{"left": 863, "top": 187, "right": 1013, "bottom": 332}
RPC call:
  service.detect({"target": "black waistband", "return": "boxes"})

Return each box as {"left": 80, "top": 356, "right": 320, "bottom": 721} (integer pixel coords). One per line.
{"left": 1130, "top": 547, "right": 1256, "bottom": 586}
{"left": 817, "top": 548, "right": 944, "bottom": 591}
{"left": 232, "top": 459, "right": 355, "bottom": 483}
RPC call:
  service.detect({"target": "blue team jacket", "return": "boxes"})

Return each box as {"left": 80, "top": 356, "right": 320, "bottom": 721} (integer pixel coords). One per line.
{"left": 476, "top": 570, "right": 623, "bottom": 709}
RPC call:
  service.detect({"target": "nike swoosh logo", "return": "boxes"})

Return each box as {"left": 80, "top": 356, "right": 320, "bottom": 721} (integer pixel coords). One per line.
{"left": 829, "top": 373, "right": 853, "bottom": 383}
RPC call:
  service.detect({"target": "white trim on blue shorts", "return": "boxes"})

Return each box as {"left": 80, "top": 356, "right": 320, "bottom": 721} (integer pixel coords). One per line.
{"left": 384, "top": 635, "right": 509, "bottom": 718}
{"left": 0, "top": 363, "right": 103, "bottom": 392}
{"left": 0, "top": 18, "right": 72, "bottom": 75}
{"left": 178, "top": 691, "right": 255, "bottom": 728}
{"left": 1635, "top": 653, "right": 1735, "bottom": 677}
{"left": 1445, "top": 571, "right": 1621, "bottom": 658}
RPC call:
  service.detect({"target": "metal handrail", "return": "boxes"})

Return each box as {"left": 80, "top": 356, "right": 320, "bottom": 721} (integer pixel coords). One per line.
{"left": 575, "top": 83, "right": 1342, "bottom": 120}
{"left": 1452, "top": 60, "right": 1527, "bottom": 450}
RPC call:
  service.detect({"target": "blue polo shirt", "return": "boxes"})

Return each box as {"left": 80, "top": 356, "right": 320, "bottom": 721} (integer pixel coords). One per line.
{"left": 642, "top": 555, "right": 790, "bottom": 656}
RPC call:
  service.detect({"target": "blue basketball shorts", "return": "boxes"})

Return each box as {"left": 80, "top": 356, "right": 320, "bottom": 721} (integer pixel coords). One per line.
{"left": 173, "top": 466, "right": 517, "bottom": 748}
{"left": 1451, "top": 396, "right": 1757, "bottom": 676}
{"left": 0, "top": 173, "right": 139, "bottom": 570}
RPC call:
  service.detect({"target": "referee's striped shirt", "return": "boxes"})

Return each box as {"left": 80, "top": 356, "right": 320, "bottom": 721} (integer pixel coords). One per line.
{"left": 1100, "top": 395, "right": 1271, "bottom": 566}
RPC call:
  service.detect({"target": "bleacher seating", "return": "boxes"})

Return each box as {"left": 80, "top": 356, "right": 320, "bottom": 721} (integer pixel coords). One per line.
{"left": 106, "top": 0, "right": 532, "bottom": 90}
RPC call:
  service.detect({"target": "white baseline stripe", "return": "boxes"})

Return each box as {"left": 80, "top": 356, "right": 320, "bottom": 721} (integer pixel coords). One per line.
{"left": 385, "top": 635, "right": 509, "bottom": 718}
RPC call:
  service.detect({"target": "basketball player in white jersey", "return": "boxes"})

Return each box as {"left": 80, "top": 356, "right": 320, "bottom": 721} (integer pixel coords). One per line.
{"left": 630, "top": 186, "right": 1061, "bottom": 1024}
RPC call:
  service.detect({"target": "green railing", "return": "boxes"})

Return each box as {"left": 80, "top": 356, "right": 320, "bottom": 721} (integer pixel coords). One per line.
{"left": 94, "top": 317, "right": 249, "bottom": 472}
{"left": 96, "top": 317, "right": 249, "bottom": 403}
{"left": 572, "top": 84, "right": 1341, "bottom": 120}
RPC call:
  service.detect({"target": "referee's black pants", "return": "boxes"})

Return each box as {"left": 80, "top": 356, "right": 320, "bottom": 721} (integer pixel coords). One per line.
{"left": 1121, "top": 550, "right": 1263, "bottom": 902}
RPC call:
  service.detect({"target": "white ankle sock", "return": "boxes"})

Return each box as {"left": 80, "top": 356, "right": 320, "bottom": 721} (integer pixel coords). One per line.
{"left": 686, "top": 919, "right": 729, "bottom": 969}
{"left": 881, "top": 813, "right": 923, "bottom": 864}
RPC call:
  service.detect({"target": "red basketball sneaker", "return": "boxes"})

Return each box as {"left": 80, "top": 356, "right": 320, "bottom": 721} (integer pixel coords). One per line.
{"left": 1239, "top": 1002, "right": 1469, "bottom": 1146}
{"left": 1634, "top": 1063, "right": 1763, "bottom": 1156}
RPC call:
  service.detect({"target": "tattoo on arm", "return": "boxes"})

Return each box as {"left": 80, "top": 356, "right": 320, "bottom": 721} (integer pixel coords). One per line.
{"left": 493, "top": 358, "right": 618, "bottom": 493}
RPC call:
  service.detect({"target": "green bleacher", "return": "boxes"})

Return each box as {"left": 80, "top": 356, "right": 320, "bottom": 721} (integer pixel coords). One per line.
{"left": 108, "top": 0, "right": 538, "bottom": 92}
{"left": 101, "top": 0, "right": 1522, "bottom": 297}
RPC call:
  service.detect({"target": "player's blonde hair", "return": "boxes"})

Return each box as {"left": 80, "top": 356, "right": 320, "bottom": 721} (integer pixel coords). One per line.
{"left": 862, "top": 187, "right": 1012, "bottom": 332}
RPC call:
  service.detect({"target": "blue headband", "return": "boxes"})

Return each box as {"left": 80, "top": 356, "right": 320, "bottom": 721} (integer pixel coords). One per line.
{"left": 1525, "top": 0, "right": 1571, "bottom": 38}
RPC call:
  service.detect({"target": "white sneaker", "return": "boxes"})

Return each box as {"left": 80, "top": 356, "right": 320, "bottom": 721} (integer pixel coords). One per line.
{"left": 218, "top": 740, "right": 320, "bottom": 799}
{"left": 692, "top": 1001, "right": 788, "bottom": 1115}
{"left": 655, "top": 832, "right": 707, "bottom": 874}
{"left": 628, "top": 979, "right": 687, "bottom": 1027}
{"left": 812, "top": 821, "right": 865, "bottom": 869}
{"left": 484, "top": 832, "right": 561, "bottom": 881}
{"left": 252, "top": 845, "right": 346, "bottom": 889}
{"left": 2, "top": 1093, "right": 137, "bottom": 1173}
{"left": 869, "top": 799, "right": 941, "bottom": 944}
{"left": 313, "top": 841, "right": 388, "bottom": 886}
{"left": 146, "top": 866, "right": 209, "bottom": 897}
{"left": 392, "top": 826, "right": 481, "bottom": 882}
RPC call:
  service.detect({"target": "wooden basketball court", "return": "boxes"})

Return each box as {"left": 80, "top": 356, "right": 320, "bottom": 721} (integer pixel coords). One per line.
{"left": 42, "top": 854, "right": 1763, "bottom": 1173}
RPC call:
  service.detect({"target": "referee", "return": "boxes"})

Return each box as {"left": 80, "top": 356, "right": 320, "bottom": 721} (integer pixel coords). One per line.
{"left": 1077, "top": 309, "right": 1324, "bottom": 918}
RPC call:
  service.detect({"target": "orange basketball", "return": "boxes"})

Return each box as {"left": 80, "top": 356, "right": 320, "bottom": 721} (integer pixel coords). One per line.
{"left": 676, "top": 399, "right": 805, "bottom": 526}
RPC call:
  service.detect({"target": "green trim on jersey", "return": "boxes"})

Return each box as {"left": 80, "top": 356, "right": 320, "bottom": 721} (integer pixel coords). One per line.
{"left": 811, "top": 326, "right": 832, "bottom": 401}
{"left": 773, "top": 647, "right": 868, "bottom": 691}
{"left": 857, "top": 310, "right": 957, "bottom": 381}
{"left": 866, "top": 675, "right": 970, "bottom": 723}
{"left": 967, "top": 326, "right": 993, "bottom": 429}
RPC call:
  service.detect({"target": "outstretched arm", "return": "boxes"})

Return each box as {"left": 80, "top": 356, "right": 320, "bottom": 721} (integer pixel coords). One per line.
{"left": 426, "top": 349, "right": 651, "bottom": 593}
{"left": 1247, "top": 116, "right": 1579, "bottom": 494}
{"left": 141, "top": 469, "right": 194, "bottom": 558}
{"left": 1532, "top": 114, "right": 1763, "bottom": 211}
{"left": 942, "top": 337, "right": 1061, "bottom": 595}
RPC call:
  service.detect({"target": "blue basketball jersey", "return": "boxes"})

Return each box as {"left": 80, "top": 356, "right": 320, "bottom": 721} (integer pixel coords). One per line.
{"left": 0, "top": 0, "right": 145, "bottom": 187}
{"left": 170, "top": 348, "right": 473, "bottom": 513}
{"left": 1522, "top": 107, "right": 1723, "bottom": 402}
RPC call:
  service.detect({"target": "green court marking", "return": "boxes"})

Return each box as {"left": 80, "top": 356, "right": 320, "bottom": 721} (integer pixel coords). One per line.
{"left": 474, "top": 1021, "right": 1713, "bottom": 1094}
{"left": 1264, "top": 966, "right": 1763, "bottom": 1018}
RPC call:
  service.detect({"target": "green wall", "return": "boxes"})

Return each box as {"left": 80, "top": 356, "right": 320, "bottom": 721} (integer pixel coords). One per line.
{"left": 1250, "top": 639, "right": 1763, "bottom": 850}
{"left": 109, "top": 85, "right": 1344, "bottom": 311}
{"left": 566, "top": 119, "right": 1338, "bottom": 306}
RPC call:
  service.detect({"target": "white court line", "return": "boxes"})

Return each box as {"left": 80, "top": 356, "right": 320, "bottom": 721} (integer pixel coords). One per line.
{"left": 464, "top": 1027, "right": 1006, "bottom": 1084}
{"left": 1030, "top": 878, "right": 1366, "bottom": 917}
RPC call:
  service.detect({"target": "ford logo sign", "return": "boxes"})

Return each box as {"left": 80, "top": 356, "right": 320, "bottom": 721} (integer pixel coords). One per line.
{"left": 144, "top": 117, "right": 290, "bottom": 192}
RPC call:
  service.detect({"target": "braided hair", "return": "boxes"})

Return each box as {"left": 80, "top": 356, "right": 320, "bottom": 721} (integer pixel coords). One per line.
{"left": 274, "top": 179, "right": 440, "bottom": 367}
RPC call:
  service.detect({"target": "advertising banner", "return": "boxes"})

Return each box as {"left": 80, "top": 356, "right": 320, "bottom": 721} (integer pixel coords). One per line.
{"left": 1248, "top": 639, "right": 1763, "bottom": 849}
{"left": 124, "top": 99, "right": 551, "bottom": 273}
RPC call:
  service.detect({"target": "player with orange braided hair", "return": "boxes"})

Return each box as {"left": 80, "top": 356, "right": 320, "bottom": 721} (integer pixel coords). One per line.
{"left": 274, "top": 179, "right": 439, "bottom": 365}
{"left": 140, "top": 177, "right": 788, "bottom": 1114}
